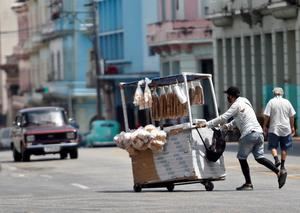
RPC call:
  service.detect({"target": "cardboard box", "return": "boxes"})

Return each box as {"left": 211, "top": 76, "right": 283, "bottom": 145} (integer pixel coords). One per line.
{"left": 130, "top": 125, "right": 226, "bottom": 185}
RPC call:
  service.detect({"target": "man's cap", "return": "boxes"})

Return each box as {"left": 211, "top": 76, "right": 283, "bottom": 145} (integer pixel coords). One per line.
{"left": 272, "top": 87, "right": 284, "bottom": 96}
{"left": 224, "top": 86, "right": 240, "bottom": 97}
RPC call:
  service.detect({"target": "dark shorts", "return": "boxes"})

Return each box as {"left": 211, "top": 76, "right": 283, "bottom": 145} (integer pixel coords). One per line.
{"left": 268, "top": 133, "right": 293, "bottom": 151}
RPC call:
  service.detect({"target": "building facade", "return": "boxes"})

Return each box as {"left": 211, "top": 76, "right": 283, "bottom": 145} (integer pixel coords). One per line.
{"left": 96, "top": 0, "right": 160, "bottom": 129}
{"left": 207, "top": 0, "right": 300, "bottom": 133}
{"left": 11, "top": 0, "right": 97, "bottom": 132}
{"left": 147, "top": 0, "right": 214, "bottom": 119}
{"left": 0, "top": 0, "right": 18, "bottom": 64}
{"left": 42, "top": 0, "right": 97, "bottom": 132}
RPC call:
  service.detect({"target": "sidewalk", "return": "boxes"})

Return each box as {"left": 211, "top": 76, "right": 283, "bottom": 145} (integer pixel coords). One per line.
{"left": 293, "top": 137, "right": 300, "bottom": 142}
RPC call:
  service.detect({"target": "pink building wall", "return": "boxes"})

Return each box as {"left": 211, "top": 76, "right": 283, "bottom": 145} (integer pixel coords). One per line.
{"left": 185, "top": 0, "right": 198, "bottom": 20}
{"left": 165, "top": 0, "right": 172, "bottom": 20}
{"left": 157, "top": 0, "right": 200, "bottom": 21}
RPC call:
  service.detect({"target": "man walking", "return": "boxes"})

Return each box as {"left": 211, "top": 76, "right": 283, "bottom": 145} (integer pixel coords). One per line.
{"left": 200, "top": 86, "right": 287, "bottom": 190}
{"left": 263, "top": 87, "right": 296, "bottom": 173}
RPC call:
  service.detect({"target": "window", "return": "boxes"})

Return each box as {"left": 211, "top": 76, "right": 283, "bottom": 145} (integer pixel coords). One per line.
{"left": 161, "top": 60, "right": 180, "bottom": 76}
{"left": 57, "top": 51, "right": 62, "bottom": 80}
{"left": 49, "top": 0, "right": 62, "bottom": 20}
{"left": 172, "top": 61, "right": 180, "bottom": 75}
{"left": 100, "top": 33, "right": 124, "bottom": 60}
{"left": 49, "top": 52, "right": 55, "bottom": 81}
{"left": 162, "top": 62, "right": 170, "bottom": 77}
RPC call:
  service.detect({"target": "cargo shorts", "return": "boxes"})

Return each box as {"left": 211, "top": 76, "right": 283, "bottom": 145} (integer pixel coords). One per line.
{"left": 237, "top": 131, "right": 264, "bottom": 160}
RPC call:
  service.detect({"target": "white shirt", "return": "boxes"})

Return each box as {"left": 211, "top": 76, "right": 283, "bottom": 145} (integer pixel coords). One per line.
{"left": 264, "top": 96, "right": 296, "bottom": 136}
{"left": 207, "top": 97, "right": 263, "bottom": 139}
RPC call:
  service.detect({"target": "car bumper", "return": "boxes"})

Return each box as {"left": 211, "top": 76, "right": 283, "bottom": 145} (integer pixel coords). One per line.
{"left": 25, "top": 142, "right": 78, "bottom": 155}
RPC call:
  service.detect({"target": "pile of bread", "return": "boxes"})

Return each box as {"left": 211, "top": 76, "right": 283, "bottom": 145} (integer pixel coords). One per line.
{"left": 114, "top": 124, "right": 167, "bottom": 156}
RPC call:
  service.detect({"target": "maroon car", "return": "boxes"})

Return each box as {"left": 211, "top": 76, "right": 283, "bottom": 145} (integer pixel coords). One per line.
{"left": 11, "top": 107, "right": 79, "bottom": 162}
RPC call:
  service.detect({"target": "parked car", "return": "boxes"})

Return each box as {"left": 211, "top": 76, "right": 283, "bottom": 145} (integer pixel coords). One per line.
{"left": 0, "top": 127, "right": 12, "bottom": 150}
{"left": 11, "top": 106, "right": 79, "bottom": 162}
{"left": 86, "top": 120, "right": 120, "bottom": 147}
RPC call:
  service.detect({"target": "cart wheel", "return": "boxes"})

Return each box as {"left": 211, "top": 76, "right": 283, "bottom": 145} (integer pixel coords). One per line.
{"left": 204, "top": 181, "right": 214, "bottom": 191}
{"left": 166, "top": 183, "right": 174, "bottom": 192}
{"left": 133, "top": 184, "right": 142, "bottom": 192}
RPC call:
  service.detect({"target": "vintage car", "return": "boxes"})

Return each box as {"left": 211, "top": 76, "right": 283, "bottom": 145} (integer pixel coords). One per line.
{"left": 11, "top": 107, "right": 79, "bottom": 162}
{"left": 85, "top": 120, "right": 120, "bottom": 147}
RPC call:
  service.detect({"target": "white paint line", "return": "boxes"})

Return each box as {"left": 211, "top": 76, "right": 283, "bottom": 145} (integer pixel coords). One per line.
{"left": 3, "top": 165, "right": 17, "bottom": 171}
{"left": 71, "top": 183, "right": 89, "bottom": 190}
{"left": 40, "top": 174, "right": 53, "bottom": 179}
{"left": 18, "top": 174, "right": 25, "bottom": 177}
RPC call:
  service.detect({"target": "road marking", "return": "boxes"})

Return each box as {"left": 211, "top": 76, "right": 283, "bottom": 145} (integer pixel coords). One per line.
{"left": 40, "top": 174, "right": 53, "bottom": 179}
{"left": 18, "top": 174, "right": 25, "bottom": 177}
{"left": 71, "top": 183, "right": 89, "bottom": 190}
{"left": 2, "top": 165, "right": 17, "bottom": 171}
{"left": 287, "top": 174, "right": 300, "bottom": 179}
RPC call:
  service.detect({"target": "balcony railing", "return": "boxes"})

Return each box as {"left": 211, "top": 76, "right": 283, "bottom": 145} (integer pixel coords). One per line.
{"left": 207, "top": 0, "right": 298, "bottom": 27}
{"left": 147, "top": 20, "right": 212, "bottom": 46}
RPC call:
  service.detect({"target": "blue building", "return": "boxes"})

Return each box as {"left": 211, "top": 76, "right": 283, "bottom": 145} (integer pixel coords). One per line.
{"left": 41, "top": 0, "right": 97, "bottom": 132}
{"left": 96, "top": 0, "right": 160, "bottom": 129}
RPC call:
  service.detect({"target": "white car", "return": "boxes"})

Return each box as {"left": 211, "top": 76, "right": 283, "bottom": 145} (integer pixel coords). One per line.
{"left": 0, "top": 127, "right": 12, "bottom": 150}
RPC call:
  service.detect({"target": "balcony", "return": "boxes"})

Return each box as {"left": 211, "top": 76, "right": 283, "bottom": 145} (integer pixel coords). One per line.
{"left": 206, "top": 13, "right": 233, "bottom": 27}
{"left": 147, "top": 20, "right": 212, "bottom": 48}
{"left": 267, "top": 0, "right": 298, "bottom": 19}
{"left": 206, "top": 0, "right": 234, "bottom": 27}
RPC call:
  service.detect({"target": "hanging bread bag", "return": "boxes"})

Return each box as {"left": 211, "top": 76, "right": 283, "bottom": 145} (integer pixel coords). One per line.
{"left": 193, "top": 81, "right": 204, "bottom": 105}
{"left": 133, "top": 80, "right": 145, "bottom": 109}
{"left": 144, "top": 78, "right": 152, "bottom": 109}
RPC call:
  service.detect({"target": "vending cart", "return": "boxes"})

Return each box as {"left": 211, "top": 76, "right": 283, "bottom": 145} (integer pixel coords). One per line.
{"left": 116, "top": 73, "right": 226, "bottom": 192}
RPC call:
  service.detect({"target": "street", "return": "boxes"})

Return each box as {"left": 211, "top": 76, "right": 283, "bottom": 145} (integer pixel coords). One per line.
{"left": 0, "top": 142, "right": 300, "bottom": 213}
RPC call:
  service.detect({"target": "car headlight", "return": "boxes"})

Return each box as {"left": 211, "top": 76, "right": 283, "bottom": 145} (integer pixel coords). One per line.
{"left": 26, "top": 135, "right": 35, "bottom": 142}
{"left": 66, "top": 132, "right": 76, "bottom": 139}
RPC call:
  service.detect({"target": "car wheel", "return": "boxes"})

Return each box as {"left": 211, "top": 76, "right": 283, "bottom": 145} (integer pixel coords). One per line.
{"left": 13, "top": 147, "right": 22, "bottom": 162}
{"left": 22, "top": 152, "right": 30, "bottom": 162}
{"left": 60, "top": 151, "right": 68, "bottom": 159}
{"left": 69, "top": 149, "right": 78, "bottom": 159}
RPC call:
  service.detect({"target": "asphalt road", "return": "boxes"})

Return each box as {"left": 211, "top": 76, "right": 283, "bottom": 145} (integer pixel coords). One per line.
{"left": 0, "top": 141, "right": 300, "bottom": 213}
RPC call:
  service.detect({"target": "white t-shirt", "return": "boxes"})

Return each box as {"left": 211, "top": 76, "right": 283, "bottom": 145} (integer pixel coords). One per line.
{"left": 207, "top": 97, "right": 263, "bottom": 139}
{"left": 264, "top": 96, "right": 296, "bottom": 136}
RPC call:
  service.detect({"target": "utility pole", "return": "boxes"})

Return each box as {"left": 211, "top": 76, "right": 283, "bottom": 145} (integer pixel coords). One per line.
{"left": 0, "top": 21, "right": 2, "bottom": 64}
{"left": 89, "top": 0, "right": 102, "bottom": 119}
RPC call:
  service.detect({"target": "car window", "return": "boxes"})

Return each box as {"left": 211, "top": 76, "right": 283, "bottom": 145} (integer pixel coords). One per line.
{"left": 25, "top": 110, "right": 67, "bottom": 126}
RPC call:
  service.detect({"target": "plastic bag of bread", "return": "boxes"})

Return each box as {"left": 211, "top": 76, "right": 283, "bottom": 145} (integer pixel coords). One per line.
{"left": 133, "top": 80, "right": 145, "bottom": 109}
{"left": 151, "top": 129, "right": 167, "bottom": 142}
{"left": 114, "top": 131, "right": 132, "bottom": 149}
{"left": 159, "top": 87, "right": 167, "bottom": 119}
{"left": 166, "top": 85, "right": 174, "bottom": 119}
{"left": 135, "top": 128, "right": 151, "bottom": 142}
{"left": 148, "top": 139, "right": 165, "bottom": 153}
{"left": 151, "top": 88, "right": 160, "bottom": 121}
{"left": 114, "top": 132, "right": 124, "bottom": 149}
{"left": 144, "top": 124, "right": 157, "bottom": 133}
{"left": 144, "top": 78, "right": 152, "bottom": 109}
{"left": 189, "top": 82, "right": 196, "bottom": 104}
{"left": 193, "top": 81, "right": 204, "bottom": 105}
{"left": 173, "top": 93, "right": 180, "bottom": 118}
{"left": 131, "top": 136, "right": 148, "bottom": 150}
{"left": 174, "top": 83, "right": 187, "bottom": 104}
